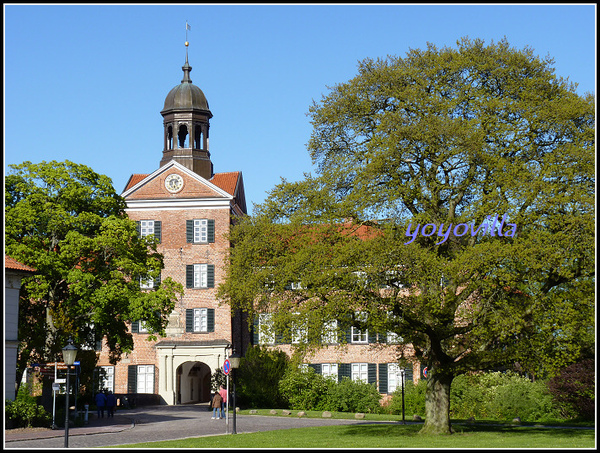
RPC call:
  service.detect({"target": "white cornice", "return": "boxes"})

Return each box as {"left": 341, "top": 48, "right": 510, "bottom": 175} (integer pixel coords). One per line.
{"left": 125, "top": 198, "right": 233, "bottom": 211}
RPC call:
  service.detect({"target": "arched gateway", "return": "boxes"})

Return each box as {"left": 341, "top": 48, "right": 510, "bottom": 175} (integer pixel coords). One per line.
{"left": 156, "top": 341, "right": 230, "bottom": 405}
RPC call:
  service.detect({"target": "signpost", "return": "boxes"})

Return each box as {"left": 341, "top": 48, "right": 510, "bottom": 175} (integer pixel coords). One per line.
{"left": 223, "top": 359, "right": 231, "bottom": 433}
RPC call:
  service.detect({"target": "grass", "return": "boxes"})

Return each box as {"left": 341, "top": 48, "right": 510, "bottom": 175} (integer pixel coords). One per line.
{"left": 112, "top": 415, "right": 595, "bottom": 449}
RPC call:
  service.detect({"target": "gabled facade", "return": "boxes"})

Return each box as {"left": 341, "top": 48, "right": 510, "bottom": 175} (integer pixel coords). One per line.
{"left": 94, "top": 51, "right": 249, "bottom": 405}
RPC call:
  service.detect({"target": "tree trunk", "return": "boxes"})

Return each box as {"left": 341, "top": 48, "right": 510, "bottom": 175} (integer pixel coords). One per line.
{"left": 420, "top": 371, "right": 453, "bottom": 435}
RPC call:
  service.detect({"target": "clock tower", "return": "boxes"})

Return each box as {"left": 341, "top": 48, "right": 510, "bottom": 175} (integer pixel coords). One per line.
{"left": 159, "top": 43, "right": 213, "bottom": 180}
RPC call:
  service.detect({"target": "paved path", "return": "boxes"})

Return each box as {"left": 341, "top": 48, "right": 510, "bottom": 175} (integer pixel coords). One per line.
{"left": 4, "top": 404, "right": 378, "bottom": 449}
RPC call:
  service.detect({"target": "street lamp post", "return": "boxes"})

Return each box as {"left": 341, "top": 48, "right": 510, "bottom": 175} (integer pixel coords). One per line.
{"left": 62, "top": 338, "right": 78, "bottom": 448}
{"left": 400, "top": 369, "right": 405, "bottom": 425}
{"left": 228, "top": 351, "right": 241, "bottom": 435}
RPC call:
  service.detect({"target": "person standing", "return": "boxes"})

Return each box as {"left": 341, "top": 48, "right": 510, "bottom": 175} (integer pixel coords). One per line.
{"left": 95, "top": 391, "right": 107, "bottom": 419}
{"left": 106, "top": 391, "right": 117, "bottom": 418}
{"left": 211, "top": 391, "right": 223, "bottom": 420}
{"left": 218, "top": 385, "right": 227, "bottom": 420}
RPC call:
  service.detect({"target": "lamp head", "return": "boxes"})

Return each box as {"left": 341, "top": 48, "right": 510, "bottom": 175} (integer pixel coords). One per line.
{"left": 229, "top": 351, "right": 242, "bottom": 369}
{"left": 62, "top": 338, "right": 78, "bottom": 365}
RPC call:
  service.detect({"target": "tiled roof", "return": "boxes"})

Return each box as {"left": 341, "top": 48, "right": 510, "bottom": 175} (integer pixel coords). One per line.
{"left": 123, "top": 174, "right": 149, "bottom": 192}
{"left": 210, "top": 172, "right": 240, "bottom": 196}
{"left": 5, "top": 255, "right": 36, "bottom": 272}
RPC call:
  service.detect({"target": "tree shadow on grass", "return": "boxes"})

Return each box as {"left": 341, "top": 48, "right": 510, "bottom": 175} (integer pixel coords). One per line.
{"left": 340, "top": 422, "right": 594, "bottom": 439}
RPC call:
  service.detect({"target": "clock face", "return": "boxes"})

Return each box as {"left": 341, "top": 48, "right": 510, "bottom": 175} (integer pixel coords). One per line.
{"left": 165, "top": 174, "right": 184, "bottom": 193}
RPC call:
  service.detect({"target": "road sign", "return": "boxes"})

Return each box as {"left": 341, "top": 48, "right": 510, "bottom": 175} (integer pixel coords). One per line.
{"left": 223, "top": 359, "right": 231, "bottom": 375}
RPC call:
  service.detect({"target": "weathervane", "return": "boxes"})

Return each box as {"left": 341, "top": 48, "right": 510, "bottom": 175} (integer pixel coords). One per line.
{"left": 185, "top": 21, "right": 191, "bottom": 57}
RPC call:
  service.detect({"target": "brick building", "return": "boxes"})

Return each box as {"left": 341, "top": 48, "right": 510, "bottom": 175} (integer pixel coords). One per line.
{"left": 94, "top": 50, "right": 250, "bottom": 405}
{"left": 94, "top": 49, "right": 419, "bottom": 406}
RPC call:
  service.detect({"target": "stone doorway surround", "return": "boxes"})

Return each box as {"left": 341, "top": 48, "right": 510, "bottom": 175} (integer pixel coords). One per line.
{"left": 156, "top": 340, "right": 231, "bottom": 405}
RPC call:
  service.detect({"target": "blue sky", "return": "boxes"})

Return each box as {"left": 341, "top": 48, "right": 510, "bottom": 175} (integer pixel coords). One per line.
{"left": 4, "top": 4, "right": 596, "bottom": 212}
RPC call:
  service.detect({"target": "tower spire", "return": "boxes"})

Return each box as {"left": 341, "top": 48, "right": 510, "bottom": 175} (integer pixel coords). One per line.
{"left": 182, "top": 21, "right": 192, "bottom": 83}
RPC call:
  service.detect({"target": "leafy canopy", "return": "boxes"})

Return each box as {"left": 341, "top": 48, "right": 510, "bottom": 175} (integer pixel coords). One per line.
{"left": 5, "top": 160, "right": 183, "bottom": 367}
{"left": 218, "top": 38, "right": 594, "bottom": 433}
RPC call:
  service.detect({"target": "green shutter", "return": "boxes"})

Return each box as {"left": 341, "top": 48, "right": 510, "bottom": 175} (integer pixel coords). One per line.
{"left": 132, "top": 321, "right": 139, "bottom": 333}
{"left": 154, "top": 272, "right": 161, "bottom": 287}
{"left": 379, "top": 363, "right": 388, "bottom": 393}
{"left": 186, "top": 309, "right": 194, "bottom": 333}
{"left": 186, "top": 265, "right": 194, "bottom": 288}
{"left": 207, "top": 309, "right": 215, "bottom": 332}
{"left": 368, "top": 363, "right": 377, "bottom": 385}
{"left": 186, "top": 220, "right": 194, "bottom": 243}
{"left": 252, "top": 318, "right": 259, "bottom": 345}
{"left": 338, "top": 363, "right": 351, "bottom": 381}
{"left": 207, "top": 219, "right": 215, "bottom": 243}
{"left": 308, "top": 363, "right": 321, "bottom": 374}
{"left": 154, "top": 221, "right": 161, "bottom": 243}
{"left": 136, "top": 221, "right": 141, "bottom": 236}
{"left": 207, "top": 264, "right": 215, "bottom": 288}
{"left": 127, "top": 365, "right": 137, "bottom": 394}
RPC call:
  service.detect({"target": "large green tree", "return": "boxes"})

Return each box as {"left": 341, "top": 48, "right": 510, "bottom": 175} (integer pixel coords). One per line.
{"left": 5, "top": 160, "right": 183, "bottom": 382}
{"left": 218, "top": 38, "right": 594, "bottom": 434}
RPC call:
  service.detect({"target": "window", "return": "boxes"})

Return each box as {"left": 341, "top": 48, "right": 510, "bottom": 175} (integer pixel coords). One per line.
{"left": 322, "top": 320, "right": 338, "bottom": 344}
{"left": 258, "top": 313, "right": 275, "bottom": 345}
{"left": 137, "top": 365, "right": 155, "bottom": 394}
{"left": 291, "top": 314, "right": 307, "bottom": 344}
{"left": 387, "top": 363, "right": 402, "bottom": 393}
{"left": 321, "top": 363, "right": 338, "bottom": 381}
{"left": 351, "top": 363, "right": 368, "bottom": 382}
{"left": 185, "top": 308, "right": 215, "bottom": 333}
{"left": 195, "top": 264, "right": 208, "bottom": 288}
{"left": 351, "top": 312, "right": 368, "bottom": 344}
{"left": 140, "top": 276, "right": 153, "bottom": 289}
{"left": 98, "top": 366, "right": 114, "bottom": 392}
{"left": 186, "top": 264, "right": 215, "bottom": 289}
{"left": 137, "top": 220, "right": 161, "bottom": 243}
{"left": 186, "top": 219, "right": 215, "bottom": 243}
{"left": 140, "top": 220, "right": 154, "bottom": 237}
{"left": 194, "top": 308, "right": 207, "bottom": 332}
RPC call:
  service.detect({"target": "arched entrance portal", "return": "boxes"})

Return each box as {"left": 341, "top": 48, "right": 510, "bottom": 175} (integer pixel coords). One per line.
{"left": 176, "top": 361, "right": 212, "bottom": 404}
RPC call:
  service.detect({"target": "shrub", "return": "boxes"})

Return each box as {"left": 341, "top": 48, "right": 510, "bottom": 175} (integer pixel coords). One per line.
{"left": 450, "top": 371, "right": 560, "bottom": 422}
{"left": 5, "top": 384, "right": 51, "bottom": 428}
{"left": 388, "top": 379, "right": 426, "bottom": 417}
{"left": 279, "top": 367, "right": 334, "bottom": 411}
{"left": 548, "top": 359, "right": 595, "bottom": 420}
{"left": 325, "top": 378, "right": 381, "bottom": 413}
{"left": 236, "top": 346, "right": 290, "bottom": 409}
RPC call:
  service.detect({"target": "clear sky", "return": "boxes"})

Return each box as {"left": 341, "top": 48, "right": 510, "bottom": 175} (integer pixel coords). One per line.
{"left": 4, "top": 4, "right": 596, "bottom": 213}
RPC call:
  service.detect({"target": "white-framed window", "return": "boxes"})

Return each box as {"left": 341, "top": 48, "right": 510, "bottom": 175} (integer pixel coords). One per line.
{"left": 137, "top": 365, "right": 155, "bottom": 394}
{"left": 140, "top": 220, "right": 155, "bottom": 237}
{"left": 387, "top": 363, "right": 403, "bottom": 393}
{"left": 140, "top": 276, "right": 154, "bottom": 289}
{"left": 194, "top": 219, "right": 208, "bottom": 243}
{"left": 351, "top": 363, "right": 368, "bottom": 383}
{"left": 351, "top": 312, "right": 368, "bottom": 344}
{"left": 292, "top": 314, "right": 307, "bottom": 344}
{"left": 321, "top": 363, "right": 338, "bottom": 381}
{"left": 138, "top": 321, "right": 149, "bottom": 333}
{"left": 98, "top": 366, "right": 114, "bottom": 392}
{"left": 193, "top": 308, "right": 208, "bottom": 333}
{"left": 258, "top": 313, "right": 275, "bottom": 345}
{"left": 322, "top": 320, "right": 338, "bottom": 344}
{"left": 194, "top": 264, "right": 208, "bottom": 288}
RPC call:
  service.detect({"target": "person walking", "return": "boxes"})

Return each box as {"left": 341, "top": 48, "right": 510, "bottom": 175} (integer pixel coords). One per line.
{"left": 106, "top": 391, "right": 117, "bottom": 418}
{"left": 211, "top": 391, "right": 223, "bottom": 420}
{"left": 218, "top": 385, "right": 227, "bottom": 420}
{"left": 95, "top": 391, "right": 107, "bottom": 419}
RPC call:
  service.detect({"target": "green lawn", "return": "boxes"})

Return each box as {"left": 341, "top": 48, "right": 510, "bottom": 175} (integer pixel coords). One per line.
{"left": 113, "top": 423, "right": 595, "bottom": 449}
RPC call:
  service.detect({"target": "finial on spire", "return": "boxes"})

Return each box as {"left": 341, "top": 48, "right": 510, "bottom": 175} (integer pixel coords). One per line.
{"left": 182, "top": 21, "right": 192, "bottom": 83}
{"left": 185, "top": 21, "right": 191, "bottom": 52}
